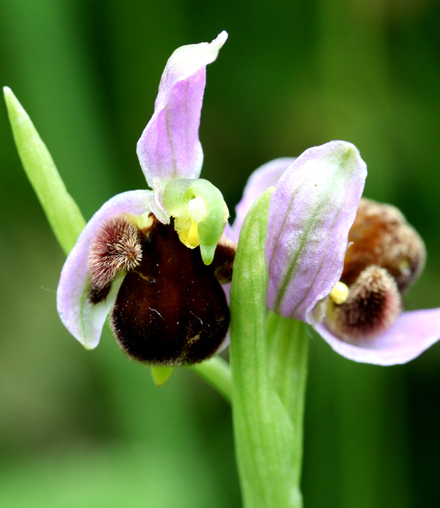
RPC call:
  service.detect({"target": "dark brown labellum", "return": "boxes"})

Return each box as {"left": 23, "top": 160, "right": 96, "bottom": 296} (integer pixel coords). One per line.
{"left": 110, "top": 220, "right": 230, "bottom": 366}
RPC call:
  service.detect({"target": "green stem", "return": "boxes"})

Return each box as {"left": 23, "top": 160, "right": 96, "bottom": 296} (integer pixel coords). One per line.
{"left": 188, "top": 356, "right": 232, "bottom": 403}
{"left": 230, "top": 188, "right": 303, "bottom": 508}
{"left": 266, "top": 312, "right": 309, "bottom": 488}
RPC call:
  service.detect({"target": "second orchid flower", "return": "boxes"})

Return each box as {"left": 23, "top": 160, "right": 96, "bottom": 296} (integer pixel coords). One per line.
{"left": 231, "top": 144, "right": 440, "bottom": 365}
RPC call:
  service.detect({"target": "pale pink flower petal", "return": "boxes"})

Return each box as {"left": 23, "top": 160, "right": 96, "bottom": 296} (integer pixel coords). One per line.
{"left": 266, "top": 141, "right": 367, "bottom": 322}
{"left": 137, "top": 32, "right": 228, "bottom": 186}
{"left": 314, "top": 308, "right": 440, "bottom": 365}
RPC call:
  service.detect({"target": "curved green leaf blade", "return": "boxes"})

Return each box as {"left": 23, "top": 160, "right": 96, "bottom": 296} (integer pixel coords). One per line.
{"left": 4, "top": 87, "right": 85, "bottom": 254}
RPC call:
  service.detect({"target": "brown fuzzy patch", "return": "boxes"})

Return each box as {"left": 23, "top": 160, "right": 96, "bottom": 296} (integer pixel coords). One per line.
{"left": 328, "top": 266, "right": 401, "bottom": 341}
{"left": 342, "top": 198, "right": 426, "bottom": 293}
{"left": 88, "top": 216, "right": 142, "bottom": 302}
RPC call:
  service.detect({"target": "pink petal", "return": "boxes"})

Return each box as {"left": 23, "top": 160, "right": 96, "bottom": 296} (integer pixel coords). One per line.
{"left": 314, "top": 308, "right": 440, "bottom": 365}
{"left": 137, "top": 32, "right": 228, "bottom": 186}
{"left": 266, "top": 141, "right": 367, "bottom": 322}
{"left": 57, "top": 190, "right": 163, "bottom": 349}
{"left": 231, "top": 157, "right": 295, "bottom": 244}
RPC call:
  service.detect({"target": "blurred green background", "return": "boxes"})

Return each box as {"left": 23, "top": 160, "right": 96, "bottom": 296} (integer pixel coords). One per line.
{"left": 1, "top": 0, "right": 440, "bottom": 507}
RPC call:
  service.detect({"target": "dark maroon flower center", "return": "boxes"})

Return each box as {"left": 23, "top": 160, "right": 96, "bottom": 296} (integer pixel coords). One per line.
{"left": 109, "top": 220, "right": 230, "bottom": 365}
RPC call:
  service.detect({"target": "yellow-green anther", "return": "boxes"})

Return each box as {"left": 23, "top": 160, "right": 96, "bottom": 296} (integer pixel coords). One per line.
{"left": 162, "top": 178, "right": 229, "bottom": 265}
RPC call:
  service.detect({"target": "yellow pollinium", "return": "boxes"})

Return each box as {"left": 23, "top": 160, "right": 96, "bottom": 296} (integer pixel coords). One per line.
{"left": 173, "top": 196, "right": 208, "bottom": 249}
{"left": 329, "top": 281, "right": 349, "bottom": 305}
{"left": 175, "top": 216, "right": 200, "bottom": 249}
{"left": 186, "top": 220, "right": 199, "bottom": 247}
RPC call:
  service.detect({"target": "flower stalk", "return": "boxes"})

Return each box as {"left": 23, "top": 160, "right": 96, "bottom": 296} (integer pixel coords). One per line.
{"left": 188, "top": 356, "right": 232, "bottom": 403}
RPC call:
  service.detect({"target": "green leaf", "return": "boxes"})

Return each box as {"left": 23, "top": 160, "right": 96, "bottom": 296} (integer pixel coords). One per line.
{"left": 4, "top": 87, "right": 85, "bottom": 255}
{"left": 230, "top": 187, "right": 303, "bottom": 508}
{"left": 266, "top": 312, "right": 309, "bottom": 490}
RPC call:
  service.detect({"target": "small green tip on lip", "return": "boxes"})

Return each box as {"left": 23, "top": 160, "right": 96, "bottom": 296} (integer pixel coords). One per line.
{"left": 200, "top": 244, "right": 215, "bottom": 265}
{"left": 151, "top": 366, "right": 174, "bottom": 386}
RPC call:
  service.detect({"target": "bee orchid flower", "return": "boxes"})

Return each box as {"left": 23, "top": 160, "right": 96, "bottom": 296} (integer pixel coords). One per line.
{"left": 57, "top": 32, "right": 233, "bottom": 366}
{"left": 231, "top": 141, "right": 440, "bottom": 365}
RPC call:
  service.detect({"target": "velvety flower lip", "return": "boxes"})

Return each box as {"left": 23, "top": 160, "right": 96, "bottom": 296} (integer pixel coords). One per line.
{"left": 57, "top": 190, "right": 162, "bottom": 349}
{"left": 315, "top": 309, "right": 440, "bottom": 365}
{"left": 265, "top": 141, "right": 366, "bottom": 322}
{"left": 137, "top": 31, "right": 228, "bottom": 188}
